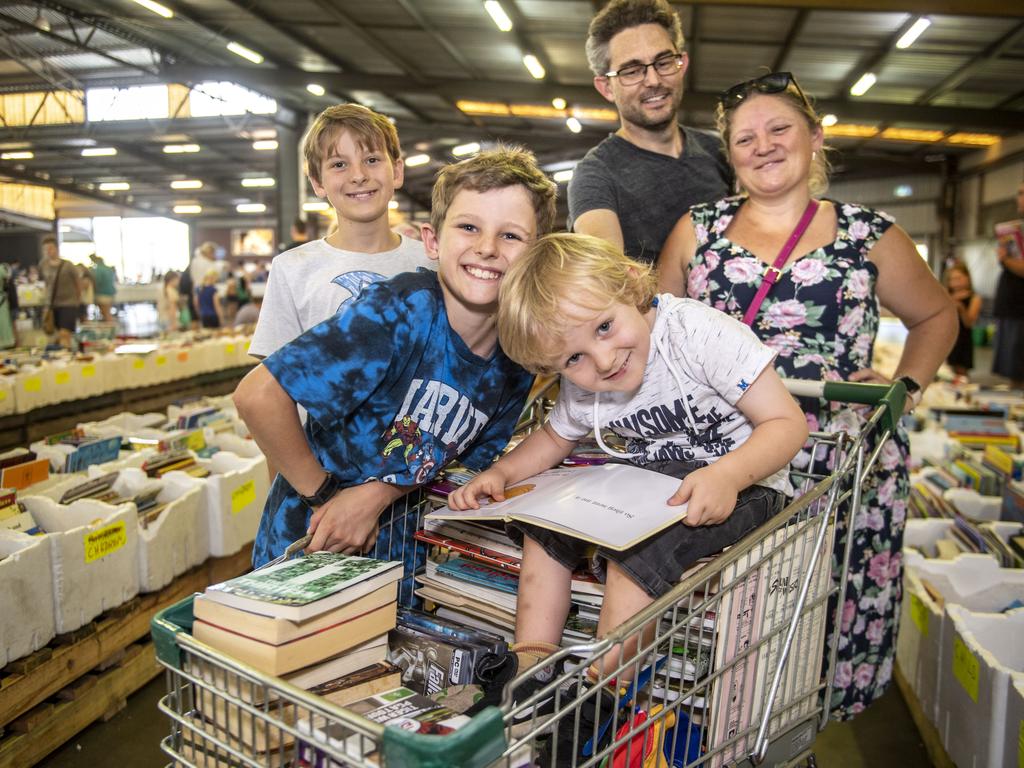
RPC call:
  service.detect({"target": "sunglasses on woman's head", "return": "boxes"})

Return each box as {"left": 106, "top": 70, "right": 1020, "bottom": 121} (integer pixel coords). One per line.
{"left": 719, "top": 72, "right": 810, "bottom": 110}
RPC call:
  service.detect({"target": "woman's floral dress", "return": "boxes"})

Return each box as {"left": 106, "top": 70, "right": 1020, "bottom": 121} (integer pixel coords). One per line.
{"left": 687, "top": 195, "right": 910, "bottom": 720}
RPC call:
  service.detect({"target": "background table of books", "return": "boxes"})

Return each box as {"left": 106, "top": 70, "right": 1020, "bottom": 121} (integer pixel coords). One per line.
{"left": 0, "top": 396, "right": 268, "bottom": 767}
{"left": 897, "top": 381, "right": 1024, "bottom": 768}
{"left": 0, "top": 331, "right": 256, "bottom": 417}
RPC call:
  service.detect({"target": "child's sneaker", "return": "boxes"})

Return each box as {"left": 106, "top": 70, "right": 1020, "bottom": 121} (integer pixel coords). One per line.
{"left": 465, "top": 647, "right": 559, "bottom": 722}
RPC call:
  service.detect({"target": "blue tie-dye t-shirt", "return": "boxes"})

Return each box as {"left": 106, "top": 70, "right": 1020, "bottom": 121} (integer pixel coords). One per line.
{"left": 253, "top": 269, "right": 533, "bottom": 567}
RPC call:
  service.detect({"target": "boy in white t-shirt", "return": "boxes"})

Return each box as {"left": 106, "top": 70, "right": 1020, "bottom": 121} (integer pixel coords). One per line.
{"left": 249, "top": 103, "right": 433, "bottom": 359}
{"left": 448, "top": 233, "right": 807, "bottom": 733}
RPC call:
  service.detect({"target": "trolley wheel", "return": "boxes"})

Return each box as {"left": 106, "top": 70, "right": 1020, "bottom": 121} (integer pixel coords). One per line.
{"left": 806, "top": 754, "right": 818, "bottom": 768}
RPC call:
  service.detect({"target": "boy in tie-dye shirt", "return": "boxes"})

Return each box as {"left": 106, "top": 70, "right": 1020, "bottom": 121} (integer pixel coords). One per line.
{"left": 233, "top": 147, "right": 557, "bottom": 602}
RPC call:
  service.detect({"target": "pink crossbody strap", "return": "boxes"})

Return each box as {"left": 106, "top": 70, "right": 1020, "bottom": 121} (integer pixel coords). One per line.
{"left": 741, "top": 199, "right": 820, "bottom": 327}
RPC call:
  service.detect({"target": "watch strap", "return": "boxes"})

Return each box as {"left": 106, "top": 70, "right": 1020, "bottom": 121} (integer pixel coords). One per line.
{"left": 299, "top": 471, "right": 342, "bottom": 507}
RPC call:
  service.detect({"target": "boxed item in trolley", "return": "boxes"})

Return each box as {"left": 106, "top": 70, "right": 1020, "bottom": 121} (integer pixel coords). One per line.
{"left": 0, "top": 530, "right": 56, "bottom": 666}
{"left": 20, "top": 495, "right": 139, "bottom": 634}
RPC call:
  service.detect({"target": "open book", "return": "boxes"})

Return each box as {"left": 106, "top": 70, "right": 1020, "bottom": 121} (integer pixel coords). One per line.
{"left": 425, "top": 464, "right": 687, "bottom": 551}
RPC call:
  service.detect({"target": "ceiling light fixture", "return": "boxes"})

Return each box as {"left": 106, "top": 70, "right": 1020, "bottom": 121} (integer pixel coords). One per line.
{"left": 405, "top": 153, "right": 430, "bottom": 167}
{"left": 303, "top": 201, "right": 330, "bottom": 212}
{"left": 237, "top": 203, "right": 267, "bottom": 213}
{"left": 241, "top": 177, "right": 275, "bottom": 187}
{"left": 522, "top": 54, "right": 545, "bottom": 80}
{"left": 896, "top": 17, "right": 931, "bottom": 49}
{"left": 1, "top": 151, "right": 33, "bottom": 160}
{"left": 130, "top": 0, "right": 173, "bottom": 18}
{"left": 163, "top": 143, "right": 200, "bottom": 153}
{"left": 484, "top": 1, "right": 513, "bottom": 32}
{"left": 566, "top": 117, "right": 582, "bottom": 134}
{"left": 551, "top": 97, "right": 567, "bottom": 111}
{"left": 821, "top": 114, "right": 838, "bottom": 127}
{"left": 452, "top": 142, "right": 480, "bottom": 157}
{"left": 252, "top": 140, "right": 278, "bottom": 151}
{"left": 173, "top": 204, "right": 202, "bottom": 214}
{"left": 849, "top": 72, "right": 877, "bottom": 97}
{"left": 227, "top": 41, "right": 264, "bottom": 64}
{"left": 388, "top": 200, "right": 400, "bottom": 210}
{"left": 170, "top": 179, "right": 203, "bottom": 189}
{"left": 553, "top": 169, "right": 574, "bottom": 183}
{"left": 306, "top": 83, "right": 326, "bottom": 96}
{"left": 82, "top": 147, "right": 117, "bottom": 157}
{"left": 99, "top": 182, "right": 130, "bottom": 191}
{"left": 946, "top": 132, "right": 1000, "bottom": 147}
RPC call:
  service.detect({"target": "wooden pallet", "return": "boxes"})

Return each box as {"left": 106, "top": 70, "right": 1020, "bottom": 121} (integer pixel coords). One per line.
{"left": 0, "top": 545, "right": 252, "bottom": 767}
{"left": 894, "top": 663, "right": 956, "bottom": 768}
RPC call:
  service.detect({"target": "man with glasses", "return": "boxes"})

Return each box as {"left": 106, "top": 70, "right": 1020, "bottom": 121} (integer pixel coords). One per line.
{"left": 569, "top": 0, "right": 732, "bottom": 265}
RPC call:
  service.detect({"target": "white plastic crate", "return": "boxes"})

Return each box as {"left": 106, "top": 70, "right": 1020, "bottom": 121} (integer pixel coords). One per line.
{"left": 898, "top": 552, "right": 1024, "bottom": 727}
{"left": 19, "top": 496, "right": 139, "bottom": 634}
{"left": 0, "top": 530, "right": 55, "bottom": 665}
{"left": 941, "top": 606, "right": 1024, "bottom": 768}
{"left": 166, "top": 450, "right": 268, "bottom": 557}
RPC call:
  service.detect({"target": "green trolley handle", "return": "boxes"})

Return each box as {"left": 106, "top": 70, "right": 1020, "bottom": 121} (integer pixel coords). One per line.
{"left": 782, "top": 378, "right": 907, "bottom": 434}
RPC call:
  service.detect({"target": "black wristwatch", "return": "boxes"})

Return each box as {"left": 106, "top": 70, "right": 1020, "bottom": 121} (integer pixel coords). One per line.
{"left": 896, "top": 375, "right": 923, "bottom": 409}
{"left": 299, "top": 471, "right": 343, "bottom": 508}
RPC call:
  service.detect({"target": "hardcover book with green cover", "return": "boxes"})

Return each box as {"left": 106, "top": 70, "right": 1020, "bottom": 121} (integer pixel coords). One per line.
{"left": 203, "top": 552, "right": 401, "bottom": 621}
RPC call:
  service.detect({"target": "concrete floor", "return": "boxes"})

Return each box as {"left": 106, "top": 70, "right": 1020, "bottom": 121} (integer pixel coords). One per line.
{"left": 38, "top": 671, "right": 931, "bottom": 768}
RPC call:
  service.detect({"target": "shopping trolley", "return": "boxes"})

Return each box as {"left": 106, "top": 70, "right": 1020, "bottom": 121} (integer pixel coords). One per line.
{"left": 151, "top": 380, "right": 906, "bottom": 768}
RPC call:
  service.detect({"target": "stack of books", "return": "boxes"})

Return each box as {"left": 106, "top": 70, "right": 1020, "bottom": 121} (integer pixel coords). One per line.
{"left": 56, "top": 473, "right": 169, "bottom": 528}
{"left": 194, "top": 552, "right": 403, "bottom": 682}
{"left": 942, "top": 410, "right": 1020, "bottom": 453}
{"left": 141, "top": 449, "right": 210, "bottom": 479}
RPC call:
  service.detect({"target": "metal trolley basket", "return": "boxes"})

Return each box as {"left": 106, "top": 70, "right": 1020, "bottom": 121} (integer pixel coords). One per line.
{"left": 151, "top": 380, "right": 906, "bottom": 768}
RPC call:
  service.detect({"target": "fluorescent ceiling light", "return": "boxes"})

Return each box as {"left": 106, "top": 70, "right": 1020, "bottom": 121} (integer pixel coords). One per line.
{"left": 522, "top": 54, "right": 545, "bottom": 80}
{"left": 483, "top": 1, "right": 513, "bottom": 32}
{"left": 405, "top": 153, "right": 430, "bottom": 167}
{"left": 163, "top": 143, "right": 200, "bottom": 153}
{"left": 551, "top": 97, "right": 567, "bottom": 110}
{"left": 452, "top": 142, "right": 480, "bottom": 157}
{"left": 303, "top": 201, "right": 330, "bottom": 212}
{"left": 82, "top": 147, "right": 117, "bottom": 157}
{"left": 821, "top": 113, "right": 838, "bottom": 127}
{"left": 171, "top": 179, "right": 203, "bottom": 189}
{"left": 896, "top": 18, "right": 931, "bottom": 49}
{"left": 252, "top": 140, "right": 278, "bottom": 151}
{"left": 306, "top": 83, "right": 326, "bottom": 96}
{"left": 566, "top": 117, "right": 582, "bottom": 134}
{"left": 130, "top": 0, "right": 173, "bottom": 18}
{"left": 1, "top": 151, "right": 33, "bottom": 160}
{"left": 241, "top": 177, "right": 275, "bottom": 187}
{"left": 227, "top": 41, "right": 264, "bottom": 64}
{"left": 236, "top": 203, "right": 267, "bottom": 213}
{"left": 388, "top": 200, "right": 399, "bottom": 210}
{"left": 99, "top": 182, "right": 130, "bottom": 191}
{"left": 849, "top": 72, "right": 877, "bottom": 97}
{"left": 173, "top": 204, "right": 202, "bottom": 214}
{"left": 553, "top": 169, "right": 573, "bottom": 183}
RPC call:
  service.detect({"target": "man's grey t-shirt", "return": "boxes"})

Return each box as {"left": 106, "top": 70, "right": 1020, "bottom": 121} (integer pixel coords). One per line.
{"left": 249, "top": 235, "right": 433, "bottom": 358}
{"left": 567, "top": 126, "right": 733, "bottom": 265}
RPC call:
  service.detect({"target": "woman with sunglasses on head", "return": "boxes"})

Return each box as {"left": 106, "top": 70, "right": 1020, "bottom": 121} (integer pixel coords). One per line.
{"left": 658, "top": 71, "right": 957, "bottom": 720}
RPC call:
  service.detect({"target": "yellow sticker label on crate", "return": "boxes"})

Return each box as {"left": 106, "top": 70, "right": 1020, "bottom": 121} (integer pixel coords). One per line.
{"left": 133, "top": 359, "right": 145, "bottom": 370}
{"left": 225, "top": 344, "right": 236, "bottom": 354}
{"left": 81, "top": 364, "right": 96, "bottom": 378}
{"left": 54, "top": 371, "right": 71, "bottom": 385}
{"left": 909, "top": 593, "right": 929, "bottom": 637}
{"left": 0, "top": 389, "right": 6, "bottom": 402}
{"left": 231, "top": 480, "right": 256, "bottom": 514}
{"left": 953, "top": 634, "right": 980, "bottom": 703}
{"left": 156, "top": 355, "right": 167, "bottom": 366}
{"left": 84, "top": 521, "right": 127, "bottom": 564}
{"left": 244, "top": 341, "right": 250, "bottom": 352}
{"left": 1018, "top": 720, "right": 1024, "bottom": 768}
{"left": 186, "top": 430, "right": 206, "bottom": 452}
{"left": 23, "top": 376, "right": 41, "bottom": 392}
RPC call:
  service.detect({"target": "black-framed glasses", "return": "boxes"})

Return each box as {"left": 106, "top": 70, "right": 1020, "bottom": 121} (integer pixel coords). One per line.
{"left": 719, "top": 71, "right": 810, "bottom": 110}
{"left": 604, "top": 53, "right": 684, "bottom": 86}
